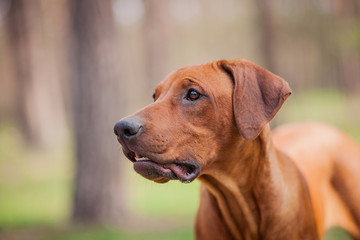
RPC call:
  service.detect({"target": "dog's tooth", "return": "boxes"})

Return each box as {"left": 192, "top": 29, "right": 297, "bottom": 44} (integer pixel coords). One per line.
{"left": 135, "top": 156, "right": 150, "bottom": 161}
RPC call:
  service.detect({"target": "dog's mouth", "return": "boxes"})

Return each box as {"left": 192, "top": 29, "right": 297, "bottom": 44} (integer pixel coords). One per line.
{"left": 126, "top": 151, "right": 200, "bottom": 183}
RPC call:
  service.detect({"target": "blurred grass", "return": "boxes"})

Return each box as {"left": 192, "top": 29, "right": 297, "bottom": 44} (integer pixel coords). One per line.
{"left": 128, "top": 173, "right": 200, "bottom": 218}
{"left": 0, "top": 126, "right": 72, "bottom": 229}
{"left": 39, "top": 227, "right": 193, "bottom": 240}
{"left": 323, "top": 227, "right": 355, "bottom": 240}
{"left": 0, "top": 89, "right": 359, "bottom": 240}
{"left": 275, "top": 89, "right": 360, "bottom": 140}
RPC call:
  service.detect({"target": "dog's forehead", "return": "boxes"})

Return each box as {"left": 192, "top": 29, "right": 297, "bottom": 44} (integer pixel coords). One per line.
{"left": 156, "top": 61, "right": 230, "bottom": 93}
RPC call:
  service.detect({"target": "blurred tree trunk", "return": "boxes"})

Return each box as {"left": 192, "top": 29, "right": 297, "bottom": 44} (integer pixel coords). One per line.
{"left": 6, "top": 0, "right": 68, "bottom": 148}
{"left": 334, "top": 0, "right": 360, "bottom": 93}
{"left": 70, "top": 0, "right": 125, "bottom": 225}
{"left": 0, "top": 0, "right": 16, "bottom": 121}
{"left": 143, "top": 0, "right": 171, "bottom": 88}
{"left": 6, "top": 0, "right": 32, "bottom": 143}
{"left": 337, "top": 46, "right": 360, "bottom": 93}
{"left": 254, "top": 0, "right": 277, "bottom": 73}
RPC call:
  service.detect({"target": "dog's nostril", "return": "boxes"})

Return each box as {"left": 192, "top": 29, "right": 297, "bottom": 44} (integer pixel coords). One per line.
{"left": 124, "top": 129, "right": 131, "bottom": 136}
{"left": 123, "top": 128, "right": 137, "bottom": 137}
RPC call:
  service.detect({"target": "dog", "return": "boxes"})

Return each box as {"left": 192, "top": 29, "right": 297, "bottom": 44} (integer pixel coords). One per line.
{"left": 114, "top": 59, "right": 360, "bottom": 240}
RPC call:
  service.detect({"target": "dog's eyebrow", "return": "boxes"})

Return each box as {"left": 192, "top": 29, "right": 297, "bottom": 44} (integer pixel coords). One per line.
{"left": 184, "top": 78, "right": 196, "bottom": 83}
{"left": 183, "top": 76, "right": 209, "bottom": 86}
{"left": 181, "top": 78, "right": 201, "bottom": 89}
{"left": 184, "top": 77, "right": 206, "bottom": 86}
{"left": 182, "top": 77, "right": 196, "bottom": 85}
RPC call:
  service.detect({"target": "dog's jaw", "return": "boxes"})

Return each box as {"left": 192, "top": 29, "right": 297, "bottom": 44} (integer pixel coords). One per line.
{"left": 121, "top": 145, "right": 201, "bottom": 183}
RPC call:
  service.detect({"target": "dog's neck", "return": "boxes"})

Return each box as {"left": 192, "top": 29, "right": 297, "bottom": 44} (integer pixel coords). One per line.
{"left": 198, "top": 125, "right": 290, "bottom": 240}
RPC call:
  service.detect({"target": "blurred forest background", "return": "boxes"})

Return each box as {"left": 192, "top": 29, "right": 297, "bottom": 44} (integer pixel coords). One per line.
{"left": 0, "top": 0, "right": 359, "bottom": 239}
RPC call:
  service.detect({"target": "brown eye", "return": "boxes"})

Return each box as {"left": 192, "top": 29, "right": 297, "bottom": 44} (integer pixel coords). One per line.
{"left": 186, "top": 89, "right": 201, "bottom": 101}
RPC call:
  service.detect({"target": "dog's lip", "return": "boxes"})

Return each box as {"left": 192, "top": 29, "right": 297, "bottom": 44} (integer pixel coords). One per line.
{"left": 126, "top": 150, "right": 200, "bottom": 183}
{"left": 127, "top": 151, "right": 136, "bottom": 162}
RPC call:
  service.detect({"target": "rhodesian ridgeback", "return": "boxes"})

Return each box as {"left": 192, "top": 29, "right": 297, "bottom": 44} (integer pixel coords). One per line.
{"left": 114, "top": 59, "right": 360, "bottom": 240}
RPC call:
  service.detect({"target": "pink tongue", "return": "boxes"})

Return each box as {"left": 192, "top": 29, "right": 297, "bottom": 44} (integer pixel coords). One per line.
{"left": 167, "top": 163, "right": 187, "bottom": 179}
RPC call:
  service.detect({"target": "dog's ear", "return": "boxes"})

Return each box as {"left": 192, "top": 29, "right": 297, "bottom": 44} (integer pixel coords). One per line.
{"left": 221, "top": 59, "right": 292, "bottom": 140}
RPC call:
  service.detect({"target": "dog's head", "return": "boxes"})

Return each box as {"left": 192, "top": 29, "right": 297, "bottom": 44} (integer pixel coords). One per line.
{"left": 114, "top": 59, "right": 291, "bottom": 183}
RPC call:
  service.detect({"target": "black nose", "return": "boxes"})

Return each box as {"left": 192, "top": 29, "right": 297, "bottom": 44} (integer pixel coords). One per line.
{"left": 114, "top": 118, "right": 143, "bottom": 138}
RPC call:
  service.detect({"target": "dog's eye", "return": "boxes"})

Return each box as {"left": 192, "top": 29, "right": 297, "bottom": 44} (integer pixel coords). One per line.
{"left": 152, "top": 93, "right": 156, "bottom": 100}
{"left": 186, "top": 89, "right": 201, "bottom": 101}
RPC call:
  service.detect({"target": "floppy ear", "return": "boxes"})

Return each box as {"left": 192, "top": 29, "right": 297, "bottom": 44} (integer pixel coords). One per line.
{"left": 221, "top": 59, "right": 292, "bottom": 140}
